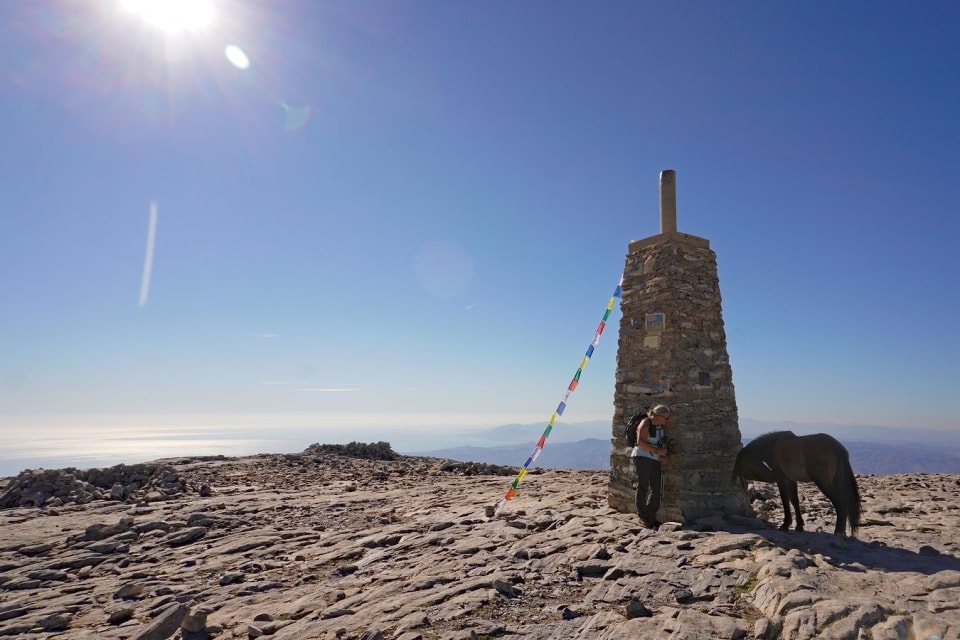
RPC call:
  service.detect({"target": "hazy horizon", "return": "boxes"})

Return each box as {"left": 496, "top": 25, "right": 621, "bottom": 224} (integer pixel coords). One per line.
{"left": 3, "top": 413, "right": 957, "bottom": 479}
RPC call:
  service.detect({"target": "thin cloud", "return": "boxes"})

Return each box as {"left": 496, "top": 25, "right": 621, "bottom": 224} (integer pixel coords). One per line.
{"left": 254, "top": 333, "right": 280, "bottom": 339}
{"left": 298, "top": 387, "right": 357, "bottom": 393}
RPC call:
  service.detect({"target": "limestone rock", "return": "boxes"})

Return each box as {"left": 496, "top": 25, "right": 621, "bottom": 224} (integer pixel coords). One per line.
{"left": 0, "top": 447, "right": 957, "bottom": 639}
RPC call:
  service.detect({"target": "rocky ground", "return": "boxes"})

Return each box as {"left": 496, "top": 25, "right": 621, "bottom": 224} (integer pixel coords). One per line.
{"left": 0, "top": 443, "right": 958, "bottom": 640}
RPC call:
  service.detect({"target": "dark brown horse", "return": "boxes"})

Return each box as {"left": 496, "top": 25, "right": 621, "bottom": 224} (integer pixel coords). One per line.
{"left": 731, "top": 431, "right": 862, "bottom": 539}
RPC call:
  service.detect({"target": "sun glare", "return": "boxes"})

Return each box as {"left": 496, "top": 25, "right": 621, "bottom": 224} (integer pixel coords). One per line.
{"left": 122, "top": 0, "right": 215, "bottom": 33}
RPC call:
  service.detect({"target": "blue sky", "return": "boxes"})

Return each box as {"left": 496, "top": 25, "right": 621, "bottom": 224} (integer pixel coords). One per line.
{"left": 1, "top": 1, "right": 958, "bottom": 469}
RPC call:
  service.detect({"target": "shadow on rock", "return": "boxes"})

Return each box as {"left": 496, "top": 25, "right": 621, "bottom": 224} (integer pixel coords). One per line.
{"left": 696, "top": 513, "right": 960, "bottom": 575}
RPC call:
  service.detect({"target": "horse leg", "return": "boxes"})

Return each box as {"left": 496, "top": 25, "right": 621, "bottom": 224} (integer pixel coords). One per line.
{"left": 835, "top": 503, "right": 848, "bottom": 539}
{"left": 829, "top": 484, "right": 847, "bottom": 538}
{"left": 817, "top": 481, "right": 848, "bottom": 539}
{"left": 789, "top": 480, "right": 804, "bottom": 532}
{"left": 775, "top": 478, "right": 793, "bottom": 531}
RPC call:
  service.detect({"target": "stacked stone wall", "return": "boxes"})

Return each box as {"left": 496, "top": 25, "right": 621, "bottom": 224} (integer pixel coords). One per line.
{"left": 608, "top": 234, "right": 751, "bottom": 522}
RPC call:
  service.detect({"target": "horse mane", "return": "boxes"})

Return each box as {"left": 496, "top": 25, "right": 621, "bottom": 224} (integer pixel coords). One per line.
{"left": 742, "top": 430, "right": 797, "bottom": 455}
{"left": 752, "top": 430, "right": 796, "bottom": 444}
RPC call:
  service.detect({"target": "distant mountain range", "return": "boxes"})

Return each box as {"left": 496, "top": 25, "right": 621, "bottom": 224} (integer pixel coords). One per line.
{"left": 408, "top": 418, "right": 960, "bottom": 476}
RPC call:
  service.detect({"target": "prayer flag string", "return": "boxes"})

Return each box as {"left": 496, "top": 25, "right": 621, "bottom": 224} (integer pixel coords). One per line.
{"left": 492, "top": 275, "right": 623, "bottom": 515}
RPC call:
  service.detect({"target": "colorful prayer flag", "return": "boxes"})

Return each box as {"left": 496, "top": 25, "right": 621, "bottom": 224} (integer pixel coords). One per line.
{"left": 492, "top": 277, "right": 623, "bottom": 515}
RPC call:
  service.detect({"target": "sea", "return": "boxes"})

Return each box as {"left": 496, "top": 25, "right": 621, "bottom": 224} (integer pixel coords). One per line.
{"left": 0, "top": 423, "right": 470, "bottom": 479}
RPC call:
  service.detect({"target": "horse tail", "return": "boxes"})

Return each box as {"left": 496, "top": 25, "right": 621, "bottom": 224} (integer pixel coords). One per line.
{"left": 836, "top": 448, "right": 862, "bottom": 536}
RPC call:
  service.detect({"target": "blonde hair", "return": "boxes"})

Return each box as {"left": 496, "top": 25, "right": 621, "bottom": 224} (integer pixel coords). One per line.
{"left": 648, "top": 404, "right": 672, "bottom": 417}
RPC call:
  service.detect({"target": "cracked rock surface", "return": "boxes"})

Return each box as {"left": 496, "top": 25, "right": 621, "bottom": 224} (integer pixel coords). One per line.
{"left": 0, "top": 447, "right": 958, "bottom": 639}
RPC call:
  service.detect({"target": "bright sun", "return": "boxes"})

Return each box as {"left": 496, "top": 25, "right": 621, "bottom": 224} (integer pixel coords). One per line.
{"left": 122, "top": 0, "right": 215, "bottom": 33}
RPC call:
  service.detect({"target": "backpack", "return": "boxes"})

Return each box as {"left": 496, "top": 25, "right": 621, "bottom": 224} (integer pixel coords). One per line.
{"left": 625, "top": 412, "right": 646, "bottom": 447}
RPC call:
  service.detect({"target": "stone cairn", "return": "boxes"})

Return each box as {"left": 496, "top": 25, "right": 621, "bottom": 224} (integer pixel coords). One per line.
{"left": 608, "top": 170, "right": 752, "bottom": 523}
{"left": 0, "top": 463, "right": 191, "bottom": 509}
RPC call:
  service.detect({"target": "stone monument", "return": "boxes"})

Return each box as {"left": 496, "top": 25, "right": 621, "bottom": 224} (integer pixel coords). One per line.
{"left": 608, "top": 170, "right": 751, "bottom": 523}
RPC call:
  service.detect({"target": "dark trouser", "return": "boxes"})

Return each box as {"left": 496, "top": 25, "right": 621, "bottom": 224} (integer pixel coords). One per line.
{"left": 634, "top": 457, "right": 662, "bottom": 524}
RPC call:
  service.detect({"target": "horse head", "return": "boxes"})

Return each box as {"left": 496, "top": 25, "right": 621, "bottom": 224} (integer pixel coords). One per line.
{"left": 736, "top": 436, "right": 793, "bottom": 487}
{"left": 730, "top": 447, "right": 747, "bottom": 484}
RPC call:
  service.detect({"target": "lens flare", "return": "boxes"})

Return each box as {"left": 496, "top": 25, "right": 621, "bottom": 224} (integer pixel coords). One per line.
{"left": 139, "top": 200, "right": 158, "bottom": 307}
{"left": 282, "top": 102, "right": 312, "bottom": 131}
{"left": 225, "top": 45, "right": 250, "bottom": 70}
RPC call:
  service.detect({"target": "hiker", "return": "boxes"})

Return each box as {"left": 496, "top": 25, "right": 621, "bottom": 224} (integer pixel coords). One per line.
{"left": 631, "top": 404, "right": 671, "bottom": 529}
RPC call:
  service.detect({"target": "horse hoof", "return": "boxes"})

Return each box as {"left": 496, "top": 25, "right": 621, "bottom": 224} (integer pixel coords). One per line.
{"left": 830, "top": 537, "right": 848, "bottom": 550}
